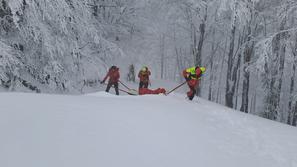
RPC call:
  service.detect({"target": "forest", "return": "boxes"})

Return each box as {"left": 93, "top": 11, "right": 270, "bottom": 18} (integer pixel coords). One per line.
{"left": 0, "top": 0, "right": 297, "bottom": 126}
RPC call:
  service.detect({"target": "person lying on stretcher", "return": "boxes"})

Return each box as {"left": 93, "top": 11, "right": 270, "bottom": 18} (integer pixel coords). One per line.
{"left": 138, "top": 88, "right": 166, "bottom": 95}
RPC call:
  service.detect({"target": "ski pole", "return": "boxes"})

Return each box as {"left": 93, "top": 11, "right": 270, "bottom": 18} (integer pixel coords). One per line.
{"left": 119, "top": 80, "right": 131, "bottom": 90}
{"left": 165, "top": 81, "right": 187, "bottom": 96}
{"left": 119, "top": 80, "right": 138, "bottom": 92}
{"left": 100, "top": 81, "right": 137, "bottom": 95}
{"left": 118, "top": 87, "right": 137, "bottom": 95}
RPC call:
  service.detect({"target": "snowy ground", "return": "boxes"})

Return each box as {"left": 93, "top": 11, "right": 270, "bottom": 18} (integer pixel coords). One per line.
{"left": 0, "top": 92, "right": 297, "bottom": 167}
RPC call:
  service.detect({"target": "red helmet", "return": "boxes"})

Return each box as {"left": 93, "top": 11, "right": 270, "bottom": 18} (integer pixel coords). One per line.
{"left": 196, "top": 67, "right": 206, "bottom": 76}
{"left": 195, "top": 68, "right": 201, "bottom": 76}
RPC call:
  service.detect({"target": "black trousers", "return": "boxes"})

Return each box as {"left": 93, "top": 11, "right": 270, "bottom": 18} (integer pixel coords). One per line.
{"left": 139, "top": 81, "right": 149, "bottom": 89}
{"left": 106, "top": 82, "right": 119, "bottom": 95}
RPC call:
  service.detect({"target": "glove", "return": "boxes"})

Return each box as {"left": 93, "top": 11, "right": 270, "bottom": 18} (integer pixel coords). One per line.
{"left": 185, "top": 73, "right": 191, "bottom": 80}
{"left": 186, "top": 73, "right": 190, "bottom": 78}
{"left": 100, "top": 81, "right": 104, "bottom": 84}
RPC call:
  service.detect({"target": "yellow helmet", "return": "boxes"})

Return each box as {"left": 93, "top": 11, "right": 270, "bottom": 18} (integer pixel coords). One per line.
{"left": 200, "top": 67, "right": 206, "bottom": 74}
{"left": 141, "top": 66, "right": 148, "bottom": 72}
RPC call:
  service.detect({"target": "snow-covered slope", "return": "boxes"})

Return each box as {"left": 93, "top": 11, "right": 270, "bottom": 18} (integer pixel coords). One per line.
{"left": 0, "top": 92, "right": 296, "bottom": 167}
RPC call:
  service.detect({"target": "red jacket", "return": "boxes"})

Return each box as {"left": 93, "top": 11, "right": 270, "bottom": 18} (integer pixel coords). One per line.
{"left": 183, "top": 67, "right": 202, "bottom": 88}
{"left": 102, "top": 68, "right": 120, "bottom": 83}
{"left": 138, "top": 70, "right": 151, "bottom": 83}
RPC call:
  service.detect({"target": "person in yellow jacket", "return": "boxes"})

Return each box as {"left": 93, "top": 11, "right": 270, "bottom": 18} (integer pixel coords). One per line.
{"left": 138, "top": 66, "right": 151, "bottom": 89}
{"left": 182, "top": 66, "right": 206, "bottom": 100}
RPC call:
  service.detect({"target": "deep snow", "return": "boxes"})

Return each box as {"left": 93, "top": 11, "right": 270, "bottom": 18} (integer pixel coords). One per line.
{"left": 0, "top": 92, "right": 297, "bottom": 167}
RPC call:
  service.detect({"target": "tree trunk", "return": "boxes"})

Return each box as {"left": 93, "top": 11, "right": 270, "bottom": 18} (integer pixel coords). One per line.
{"left": 216, "top": 37, "right": 228, "bottom": 104}
{"left": 195, "top": 20, "right": 206, "bottom": 67}
{"left": 195, "top": 7, "right": 207, "bottom": 96}
{"left": 240, "top": 24, "right": 254, "bottom": 113}
{"left": 240, "top": 62, "right": 250, "bottom": 113}
{"left": 175, "top": 47, "right": 184, "bottom": 82}
{"left": 208, "top": 28, "right": 217, "bottom": 101}
{"left": 225, "top": 0, "right": 239, "bottom": 108}
{"left": 292, "top": 103, "right": 297, "bottom": 126}
{"left": 276, "top": 25, "right": 286, "bottom": 120}
{"left": 235, "top": 28, "right": 245, "bottom": 109}
{"left": 160, "top": 34, "right": 165, "bottom": 79}
{"left": 288, "top": 33, "right": 297, "bottom": 125}
{"left": 263, "top": 10, "right": 287, "bottom": 120}
{"left": 250, "top": 89, "right": 257, "bottom": 114}
{"left": 225, "top": 20, "right": 237, "bottom": 108}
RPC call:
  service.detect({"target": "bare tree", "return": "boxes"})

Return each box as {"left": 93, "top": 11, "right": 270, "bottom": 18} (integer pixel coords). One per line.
{"left": 240, "top": 0, "right": 257, "bottom": 113}
{"left": 225, "top": 0, "right": 239, "bottom": 108}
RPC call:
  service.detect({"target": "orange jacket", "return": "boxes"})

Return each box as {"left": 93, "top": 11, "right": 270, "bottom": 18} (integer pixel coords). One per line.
{"left": 138, "top": 70, "right": 151, "bottom": 83}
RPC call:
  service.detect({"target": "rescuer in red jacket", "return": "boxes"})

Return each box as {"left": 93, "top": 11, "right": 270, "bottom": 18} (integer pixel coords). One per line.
{"left": 183, "top": 66, "right": 206, "bottom": 100}
{"left": 101, "top": 66, "right": 120, "bottom": 95}
{"left": 138, "top": 66, "right": 151, "bottom": 89}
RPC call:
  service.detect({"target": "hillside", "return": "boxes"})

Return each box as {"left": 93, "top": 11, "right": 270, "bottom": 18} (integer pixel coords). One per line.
{"left": 0, "top": 92, "right": 297, "bottom": 167}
